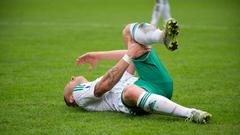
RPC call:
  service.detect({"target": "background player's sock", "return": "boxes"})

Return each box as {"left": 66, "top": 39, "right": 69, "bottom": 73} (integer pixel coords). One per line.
{"left": 137, "top": 92, "right": 193, "bottom": 117}
{"left": 162, "top": 0, "right": 171, "bottom": 22}
{"left": 133, "top": 23, "right": 164, "bottom": 45}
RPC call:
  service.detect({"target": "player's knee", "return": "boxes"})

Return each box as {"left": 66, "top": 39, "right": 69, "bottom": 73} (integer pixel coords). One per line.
{"left": 122, "top": 24, "right": 131, "bottom": 37}
{"left": 122, "top": 24, "right": 132, "bottom": 47}
{"left": 122, "top": 86, "right": 133, "bottom": 101}
{"left": 122, "top": 85, "right": 137, "bottom": 107}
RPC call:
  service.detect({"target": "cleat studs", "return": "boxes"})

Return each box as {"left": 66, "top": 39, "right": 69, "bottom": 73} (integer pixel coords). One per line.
{"left": 203, "top": 119, "right": 206, "bottom": 124}
{"left": 174, "top": 25, "right": 179, "bottom": 29}
{"left": 170, "top": 41, "right": 178, "bottom": 51}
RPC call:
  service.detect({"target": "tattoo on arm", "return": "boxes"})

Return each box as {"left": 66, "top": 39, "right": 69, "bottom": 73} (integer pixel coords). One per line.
{"left": 101, "top": 66, "right": 119, "bottom": 86}
{"left": 95, "top": 66, "right": 126, "bottom": 97}
{"left": 94, "top": 59, "right": 129, "bottom": 97}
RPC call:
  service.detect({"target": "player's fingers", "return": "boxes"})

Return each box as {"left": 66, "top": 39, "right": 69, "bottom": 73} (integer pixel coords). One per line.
{"left": 76, "top": 62, "right": 82, "bottom": 67}
{"left": 76, "top": 57, "right": 86, "bottom": 65}
{"left": 76, "top": 60, "right": 85, "bottom": 66}
{"left": 76, "top": 56, "right": 82, "bottom": 62}
{"left": 76, "top": 58, "right": 82, "bottom": 65}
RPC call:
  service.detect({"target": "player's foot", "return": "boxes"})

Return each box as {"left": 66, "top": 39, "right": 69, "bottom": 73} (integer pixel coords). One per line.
{"left": 185, "top": 109, "right": 212, "bottom": 124}
{"left": 163, "top": 18, "right": 179, "bottom": 51}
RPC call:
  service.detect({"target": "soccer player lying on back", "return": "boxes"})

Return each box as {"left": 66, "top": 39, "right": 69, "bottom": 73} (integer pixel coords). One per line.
{"left": 64, "top": 19, "right": 212, "bottom": 124}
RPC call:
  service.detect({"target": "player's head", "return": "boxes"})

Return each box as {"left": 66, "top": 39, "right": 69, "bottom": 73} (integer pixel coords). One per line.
{"left": 64, "top": 76, "right": 85, "bottom": 107}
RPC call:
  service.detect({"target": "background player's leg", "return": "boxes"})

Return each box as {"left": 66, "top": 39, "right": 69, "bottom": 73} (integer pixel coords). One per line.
{"left": 162, "top": 0, "right": 171, "bottom": 22}
{"left": 151, "top": 0, "right": 164, "bottom": 25}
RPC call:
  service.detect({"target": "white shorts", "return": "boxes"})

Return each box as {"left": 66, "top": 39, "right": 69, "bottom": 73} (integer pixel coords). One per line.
{"left": 72, "top": 72, "right": 138, "bottom": 113}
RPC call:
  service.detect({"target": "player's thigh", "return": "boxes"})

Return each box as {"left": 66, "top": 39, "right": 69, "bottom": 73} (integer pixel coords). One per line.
{"left": 133, "top": 48, "right": 169, "bottom": 80}
{"left": 134, "top": 79, "right": 173, "bottom": 99}
{"left": 133, "top": 49, "right": 173, "bottom": 98}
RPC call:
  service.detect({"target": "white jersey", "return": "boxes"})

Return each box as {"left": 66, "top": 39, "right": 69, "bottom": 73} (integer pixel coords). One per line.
{"left": 72, "top": 72, "right": 138, "bottom": 113}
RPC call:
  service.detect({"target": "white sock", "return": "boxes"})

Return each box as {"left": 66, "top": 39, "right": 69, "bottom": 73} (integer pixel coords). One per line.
{"left": 137, "top": 92, "right": 193, "bottom": 118}
{"left": 151, "top": 0, "right": 164, "bottom": 25}
{"left": 133, "top": 23, "right": 164, "bottom": 45}
{"left": 162, "top": 0, "right": 171, "bottom": 22}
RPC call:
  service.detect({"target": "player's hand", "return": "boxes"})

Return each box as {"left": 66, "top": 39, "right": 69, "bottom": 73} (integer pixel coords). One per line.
{"left": 127, "top": 41, "right": 151, "bottom": 58}
{"left": 76, "top": 52, "right": 98, "bottom": 70}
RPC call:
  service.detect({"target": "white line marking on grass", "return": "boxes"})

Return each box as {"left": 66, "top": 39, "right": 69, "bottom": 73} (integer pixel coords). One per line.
{"left": 0, "top": 22, "right": 118, "bottom": 28}
{"left": 181, "top": 24, "right": 240, "bottom": 30}
{"left": 0, "top": 22, "right": 239, "bottom": 30}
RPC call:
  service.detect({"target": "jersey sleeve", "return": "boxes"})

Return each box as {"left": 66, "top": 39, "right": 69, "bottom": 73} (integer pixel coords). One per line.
{"left": 72, "top": 79, "right": 101, "bottom": 107}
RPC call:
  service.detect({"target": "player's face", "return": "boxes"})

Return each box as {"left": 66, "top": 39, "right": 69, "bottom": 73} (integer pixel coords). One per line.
{"left": 67, "top": 76, "right": 85, "bottom": 89}
{"left": 71, "top": 76, "right": 84, "bottom": 83}
{"left": 64, "top": 76, "right": 84, "bottom": 107}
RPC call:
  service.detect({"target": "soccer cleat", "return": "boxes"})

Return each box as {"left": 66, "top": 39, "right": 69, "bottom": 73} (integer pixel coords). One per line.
{"left": 185, "top": 109, "right": 212, "bottom": 124}
{"left": 163, "top": 18, "right": 179, "bottom": 51}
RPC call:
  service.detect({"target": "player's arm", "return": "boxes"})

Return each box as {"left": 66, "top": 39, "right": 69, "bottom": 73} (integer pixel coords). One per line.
{"left": 76, "top": 50, "right": 127, "bottom": 65}
{"left": 76, "top": 50, "right": 135, "bottom": 74}
{"left": 94, "top": 42, "right": 150, "bottom": 97}
{"left": 94, "top": 56, "right": 130, "bottom": 97}
{"left": 89, "top": 50, "right": 127, "bottom": 61}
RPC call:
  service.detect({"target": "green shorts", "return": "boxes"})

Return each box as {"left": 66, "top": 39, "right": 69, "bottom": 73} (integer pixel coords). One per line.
{"left": 133, "top": 48, "right": 173, "bottom": 99}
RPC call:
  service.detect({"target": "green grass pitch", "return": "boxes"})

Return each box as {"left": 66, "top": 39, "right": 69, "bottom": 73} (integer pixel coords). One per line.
{"left": 0, "top": 0, "right": 240, "bottom": 134}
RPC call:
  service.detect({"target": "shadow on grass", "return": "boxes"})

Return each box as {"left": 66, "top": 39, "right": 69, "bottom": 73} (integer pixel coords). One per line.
{"left": 63, "top": 105, "right": 183, "bottom": 123}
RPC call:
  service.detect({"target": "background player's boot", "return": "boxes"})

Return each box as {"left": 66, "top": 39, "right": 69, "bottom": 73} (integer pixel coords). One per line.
{"left": 185, "top": 109, "right": 212, "bottom": 124}
{"left": 163, "top": 18, "right": 179, "bottom": 51}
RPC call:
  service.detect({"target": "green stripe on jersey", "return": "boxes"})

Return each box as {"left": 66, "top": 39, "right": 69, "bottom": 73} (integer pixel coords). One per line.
{"left": 73, "top": 84, "right": 85, "bottom": 92}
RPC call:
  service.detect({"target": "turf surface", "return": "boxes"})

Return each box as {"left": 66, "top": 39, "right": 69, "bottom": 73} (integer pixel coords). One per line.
{"left": 0, "top": 0, "right": 240, "bottom": 134}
